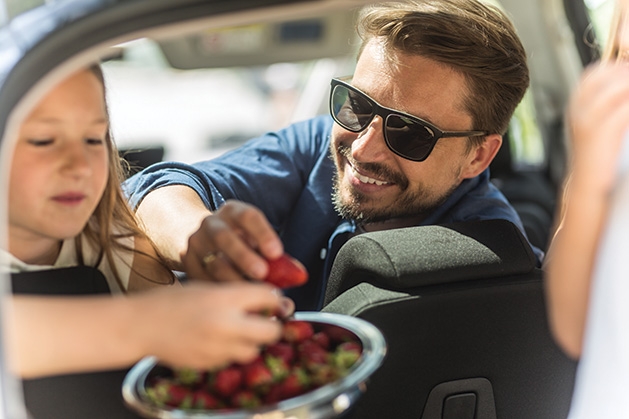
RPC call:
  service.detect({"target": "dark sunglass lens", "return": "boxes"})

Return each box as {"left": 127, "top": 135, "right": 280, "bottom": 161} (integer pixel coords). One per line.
{"left": 385, "top": 114, "right": 435, "bottom": 160}
{"left": 331, "top": 85, "right": 374, "bottom": 131}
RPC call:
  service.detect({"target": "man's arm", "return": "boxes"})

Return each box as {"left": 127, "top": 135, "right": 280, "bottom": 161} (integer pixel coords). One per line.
{"left": 124, "top": 117, "right": 333, "bottom": 281}
{"left": 135, "top": 185, "right": 282, "bottom": 281}
{"left": 135, "top": 185, "right": 210, "bottom": 269}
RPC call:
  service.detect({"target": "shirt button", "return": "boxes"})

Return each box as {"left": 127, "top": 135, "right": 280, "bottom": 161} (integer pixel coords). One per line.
{"left": 320, "top": 248, "right": 327, "bottom": 259}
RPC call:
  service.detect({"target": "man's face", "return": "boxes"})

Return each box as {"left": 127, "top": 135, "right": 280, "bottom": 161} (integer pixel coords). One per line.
{"left": 331, "top": 38, "right": 482, "bottom": 225}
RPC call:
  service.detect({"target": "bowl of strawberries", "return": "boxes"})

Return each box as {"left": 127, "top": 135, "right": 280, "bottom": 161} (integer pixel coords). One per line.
{"left": 122, "top": 311, "right": 386, "bottom": 418}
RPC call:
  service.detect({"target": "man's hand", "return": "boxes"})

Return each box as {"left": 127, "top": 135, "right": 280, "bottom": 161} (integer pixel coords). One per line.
{"left": 183, "top": 200, "right": 284, "bottom": 283}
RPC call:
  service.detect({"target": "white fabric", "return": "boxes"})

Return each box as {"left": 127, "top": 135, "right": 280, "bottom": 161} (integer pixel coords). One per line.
{"left": 568, "top": 136, "right": 629, "bottom": 418}
{"left": 1, "top": 233, "right": 134, "bottom": 294}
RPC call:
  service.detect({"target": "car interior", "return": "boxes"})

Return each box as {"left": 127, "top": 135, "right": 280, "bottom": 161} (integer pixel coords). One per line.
{"left": 0, "top": 0, "right": 617, "bottom": 417}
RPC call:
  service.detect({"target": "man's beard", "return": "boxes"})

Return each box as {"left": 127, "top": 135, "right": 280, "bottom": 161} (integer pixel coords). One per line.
{"left": 331, "top": 143, "right": 460, "bottom": 225}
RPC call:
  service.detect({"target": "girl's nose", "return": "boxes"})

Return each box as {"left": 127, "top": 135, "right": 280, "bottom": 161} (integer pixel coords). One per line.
{"left": 60, "top": 143, "right": 92, "bottom": 177}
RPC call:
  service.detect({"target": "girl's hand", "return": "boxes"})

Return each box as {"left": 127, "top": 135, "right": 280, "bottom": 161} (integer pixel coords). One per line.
{"left": 134, "top": 281, "right": 283, "bottom": 369}
{"left": 567, "top": 62, "right": 629, "bottom": 196}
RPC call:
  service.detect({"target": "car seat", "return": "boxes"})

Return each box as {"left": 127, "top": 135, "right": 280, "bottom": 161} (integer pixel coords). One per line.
{"left": 321, "top": 219, "right": 577, "bottom": 419}
{"left": 490, "top": 131, "right": 557, "bottom": 252}
{"left": 12, "top": 267, "right": 142, "bottom": 419}
{"left": 119, "top": 146, "right": 165, "bottom": 177}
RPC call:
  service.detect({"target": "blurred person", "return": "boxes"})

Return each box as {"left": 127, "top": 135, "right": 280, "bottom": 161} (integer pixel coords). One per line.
{"left": 545, "top": 0, "right": 629, "bottom": 417}
{"left": 124, "top": 0, "right": 539, "bottom": 311}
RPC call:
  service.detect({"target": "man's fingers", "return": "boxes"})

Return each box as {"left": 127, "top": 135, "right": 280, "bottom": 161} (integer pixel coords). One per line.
{"left": 183, "top": 201, "right": 283, "bottom": 282}
{"left": 221, "top": 200, "right": 284, "bottom": 260}
{"left": 206, "top": 202, "right": 284, "bottom": 279}
{"left": 219, "top": 201, "right": 283, "bottom": 255}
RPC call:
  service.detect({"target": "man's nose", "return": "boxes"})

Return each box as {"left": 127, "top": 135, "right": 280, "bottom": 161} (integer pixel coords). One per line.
{"left": 350, "top": 115, "right": 390, "bottom": 161}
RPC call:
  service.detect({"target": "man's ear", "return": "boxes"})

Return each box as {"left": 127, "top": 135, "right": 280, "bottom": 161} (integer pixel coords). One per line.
{"left": 460, "top": 134, "right": 502, "bottom": 179}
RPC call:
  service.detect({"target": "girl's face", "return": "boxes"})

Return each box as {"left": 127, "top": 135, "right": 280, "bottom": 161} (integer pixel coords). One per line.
{"left": 8, "top": 69, "right": 109, "bottom": 263}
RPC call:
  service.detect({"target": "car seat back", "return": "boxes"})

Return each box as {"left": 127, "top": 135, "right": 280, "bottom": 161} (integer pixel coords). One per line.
{"left": 12, "top": 267, "right": 141, "bottom": 419}
{"left": 322, "top": 220, "right": 577, "bottom": 419}
{"left": 324, "top": 219, "right": 537, "bottom": 306}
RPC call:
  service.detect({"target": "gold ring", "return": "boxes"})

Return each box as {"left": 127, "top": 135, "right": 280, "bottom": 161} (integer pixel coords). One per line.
{"left": 202, "top": 252, "right": 218, "bottom": 266}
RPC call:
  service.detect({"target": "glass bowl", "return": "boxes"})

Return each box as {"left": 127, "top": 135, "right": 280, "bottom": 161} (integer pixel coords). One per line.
{"left": 122, "top": 311, "right": 387, "bottom": 419}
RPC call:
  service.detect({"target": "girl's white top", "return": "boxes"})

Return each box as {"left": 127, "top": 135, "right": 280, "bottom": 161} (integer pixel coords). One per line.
{"left": 568, "top": 135, "right": 629, "bottom": 418}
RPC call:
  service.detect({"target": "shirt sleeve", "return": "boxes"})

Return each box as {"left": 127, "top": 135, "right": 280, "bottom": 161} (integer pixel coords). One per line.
{"left": 123, "top": 115, "right": 334, "bottom": 232}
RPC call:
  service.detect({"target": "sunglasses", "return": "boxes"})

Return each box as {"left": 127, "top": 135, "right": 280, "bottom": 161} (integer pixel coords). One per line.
{"left": 329, "top": 78, "right": 489, "bottom": 162}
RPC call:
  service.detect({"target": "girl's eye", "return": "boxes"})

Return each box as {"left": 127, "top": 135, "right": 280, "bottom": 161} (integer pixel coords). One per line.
{"left": 27, "top": 138, "right": 54, "bottom": 146}
{"left": 85, "top": 138, "right": 105, "bottom": 145}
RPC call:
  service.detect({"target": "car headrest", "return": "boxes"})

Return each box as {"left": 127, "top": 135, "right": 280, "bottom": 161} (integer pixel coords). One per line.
{"left": 323, "top": 219, "right": 537, "bottom": 306}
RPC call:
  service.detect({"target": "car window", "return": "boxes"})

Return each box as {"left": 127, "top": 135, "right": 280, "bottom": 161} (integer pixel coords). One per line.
{"left": 508, "top": 90, "right": 545, "bottom": 169}
{"left": 4, "top": 0, "right": 45, "bottom": 19}
{"left": 103, "top": 21, "right": 358, "bottom": 164}
{"left": 104, "top": 7, "right": 547, "bottom": 172}
{"left": 585, "top": 0, "right": 616, "bottom": 52}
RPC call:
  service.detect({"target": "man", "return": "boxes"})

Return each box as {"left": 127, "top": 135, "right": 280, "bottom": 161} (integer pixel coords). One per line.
{"left": 124, "top": 0, "right": 541, "bottom": 310}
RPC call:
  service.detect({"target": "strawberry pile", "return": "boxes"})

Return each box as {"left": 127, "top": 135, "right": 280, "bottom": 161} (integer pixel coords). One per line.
{"left": 144, "top": 320, "right": 363, "bottom": 411}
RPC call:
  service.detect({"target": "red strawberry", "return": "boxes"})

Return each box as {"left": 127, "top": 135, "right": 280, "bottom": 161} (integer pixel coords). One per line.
{"left": 264, "top": 254, "right": 308, "bottom": 288}
{"left": 309, "top": 363, "right": 340, "bottom": 386}
{"left": 333, "top": 341, "right": 362, "bottom": 370}
{"left": 311, "top": 331, "right": 331, "bottom": 349}
{"left": 192, "top": 389, "right": 222, "bottom": 409}
{"left": 264, "top": 383, "right": 284, "bottom": 404}
{"left": 230, "top": 389, "right": 261, "bottom": 409}
{"left": 278, "top": 367, "right": 310, "bottom": 399}
{"left": 264, "top": 355, "right": 290, "bottom": 381}
{"left": 210, "top": 366, "right": 243, "bottom": 398}
{"left": 174, "top": 367, "right": 205, "bottom": 386}
{"left": 265, "top": 342, "right": 295, "bottom": 364}
{"left": 282, "top": 320, "right": 314, "bottom": 343}
{"left": 146, "top": 378, "right": 193, "bottom": 408}
{"left": 321, "top": 324, "right": 357, "bottom": 344}
{"left": 297, "top": 340, "right": 329, "bottom": 370}
{"left": 338, "top": 341, "right": 362, "bottom": 353}
{"left": 243, "top": 361, "right": 274, "bottom": 391}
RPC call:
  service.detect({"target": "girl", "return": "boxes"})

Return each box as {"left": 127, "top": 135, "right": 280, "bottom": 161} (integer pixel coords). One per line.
{"left": 7, "top": 64, "right": 174, "bottom": 292}
{"left": 3, "top": 66, "right": 284, "bottom": 378}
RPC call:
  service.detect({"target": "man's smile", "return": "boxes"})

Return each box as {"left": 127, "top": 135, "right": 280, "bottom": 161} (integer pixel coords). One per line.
{"left": 350, "top": 165, "right": 390, "bottom": 186}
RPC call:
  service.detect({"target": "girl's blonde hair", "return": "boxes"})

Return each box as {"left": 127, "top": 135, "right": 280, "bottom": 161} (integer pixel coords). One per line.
{"left": 76, "top": 65, "right": 174, "bottom": 290}
{"left": 603, "top": 0, "right": 629, "bottom": 61}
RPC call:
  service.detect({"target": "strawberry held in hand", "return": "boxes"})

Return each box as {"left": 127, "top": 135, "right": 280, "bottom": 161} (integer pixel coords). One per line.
{"left": 263, "top": 253, "right": 308, "bottom": 288}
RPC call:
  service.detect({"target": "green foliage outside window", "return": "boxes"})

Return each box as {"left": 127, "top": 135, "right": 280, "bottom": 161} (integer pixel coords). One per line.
{"left": 584, "top": 0, "right": 615, "bottom": 53}
{"left": 5, "top": 0, "right": 45, "bottom": 20}
{"left": 508, "top": 90, "right": 545, "bottom": 168}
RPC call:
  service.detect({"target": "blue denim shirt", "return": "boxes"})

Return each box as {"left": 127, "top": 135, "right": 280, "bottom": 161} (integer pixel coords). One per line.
{"left": 124, "top": 115, "right": 543, "bottom": 310}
